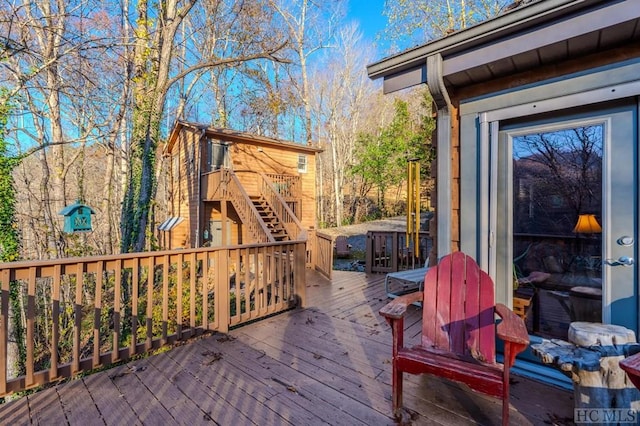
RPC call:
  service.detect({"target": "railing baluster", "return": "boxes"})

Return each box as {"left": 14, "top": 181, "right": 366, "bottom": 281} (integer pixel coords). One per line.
{"left": 131, "top": 258, "right": 139, "bottom": 357}
{"left": 0, "top": 269, "right": 8, "bottom": 395}
{"left": 146, "top": 256, "right": 154, "bottom": 351}
{"left": 73, "top": 262, "right": 84, "bottom": 373}
{"left": 199, "top": 252, "right": 207, "bottom": 330}
{"left": 189, "top": 253, "right": 196, "bottom": 330}
{"left": 51, "top": 264, "right": 61, "bottom": 380}
{"left": 176, "top": 253, "right": 183, "bottom": 339}
{"left": 162, "top": 255, "right": 169, "bottom": 345}
{"left": 93, "top": 261, "right": 103, "bottom": 368}
{"left": 26, "top": 267, "right": 36, "bottom": 386}
{"left": 112, "top": 260, "right": 122, "bottom": 363}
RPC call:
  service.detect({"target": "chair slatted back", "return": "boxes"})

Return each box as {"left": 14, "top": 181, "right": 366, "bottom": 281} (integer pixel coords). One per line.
{"left": 421, "top": 252, "right": 496, "bottom": 363}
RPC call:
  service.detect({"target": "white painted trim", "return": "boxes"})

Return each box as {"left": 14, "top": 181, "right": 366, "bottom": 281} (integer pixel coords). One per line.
{"left": 484, "top": 80, "right": 640, "bottom": 122}
{"left": 479, "top": 113, "right": 490, "bottom": 271}
{"left": 489, "top": 121, "right": 500, "bottom": 281}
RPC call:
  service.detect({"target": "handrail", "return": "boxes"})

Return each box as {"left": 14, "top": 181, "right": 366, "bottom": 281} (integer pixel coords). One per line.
{"left": 0, "top": 240, "right": 307, "bottom": 396}
{"left": 236, "top": 170, "right": 306, "bottom": 241}
{"left": 224, "top": 170, "right": 275, "bottom": 243}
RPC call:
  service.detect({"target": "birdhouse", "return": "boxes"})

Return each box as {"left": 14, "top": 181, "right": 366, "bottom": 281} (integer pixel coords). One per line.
{"left": 59, "top": 201, "right": 95, "bottom": 233}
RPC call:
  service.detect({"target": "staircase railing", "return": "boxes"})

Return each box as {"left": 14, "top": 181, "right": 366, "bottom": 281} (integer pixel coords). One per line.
{"left": 254, "top": 171, "right": 306, "bottom": 241}
{"left": 224, "top": 170, "right": 275, "bottom": 243}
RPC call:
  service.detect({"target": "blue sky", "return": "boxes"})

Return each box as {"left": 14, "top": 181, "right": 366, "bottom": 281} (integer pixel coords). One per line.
{"left": 346, "top": 0, "right": 387, "bottom": 45}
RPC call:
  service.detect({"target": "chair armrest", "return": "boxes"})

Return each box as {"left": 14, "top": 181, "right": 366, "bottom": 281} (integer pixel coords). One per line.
{"left": 379, "top": 291, "right": 423, "bottom": 320}
{"left": 495, "top": 303, "right": 530, "bottom": 346}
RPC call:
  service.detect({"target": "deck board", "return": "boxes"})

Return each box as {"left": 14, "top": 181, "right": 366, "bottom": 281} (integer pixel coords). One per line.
{"left": 0, "top": 269, "right": 574, "bottom": 425}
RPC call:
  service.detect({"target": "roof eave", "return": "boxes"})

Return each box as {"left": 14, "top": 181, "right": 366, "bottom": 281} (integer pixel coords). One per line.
{"left": 366, "top": 0, "right": 597, "bottom": 80}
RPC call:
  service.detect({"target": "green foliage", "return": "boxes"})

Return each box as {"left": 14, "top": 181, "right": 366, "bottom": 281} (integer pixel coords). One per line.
{"left": 0, "top": 91, "right": 19, "bottom": 262}
{"left": 351, "top": 90, "right": 435, "bottom": 215}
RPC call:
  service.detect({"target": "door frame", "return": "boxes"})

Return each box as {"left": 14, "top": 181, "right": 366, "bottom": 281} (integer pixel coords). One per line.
{"left": 496, "top": 108, "right": 636, "bottom": 328}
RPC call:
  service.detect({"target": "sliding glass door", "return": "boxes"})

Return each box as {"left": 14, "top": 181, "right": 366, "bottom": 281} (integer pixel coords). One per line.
{"left": 498, "top": 101, "right": 637, "bottom": 340}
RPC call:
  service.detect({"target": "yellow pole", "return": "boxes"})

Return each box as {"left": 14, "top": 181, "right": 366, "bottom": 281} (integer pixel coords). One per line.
{"left": 406, "top": 161, "right": 412, "bottom": 248}
{"left": 414, "top": 162, "right": 420, "bottom": 258}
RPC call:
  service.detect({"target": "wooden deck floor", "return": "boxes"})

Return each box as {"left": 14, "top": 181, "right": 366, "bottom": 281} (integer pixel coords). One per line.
{"left": 0, "top": 270, "right": 574, "bottom": 425}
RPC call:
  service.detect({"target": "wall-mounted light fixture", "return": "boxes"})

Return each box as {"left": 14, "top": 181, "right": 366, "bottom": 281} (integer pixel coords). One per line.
{"left": 257, "top": 147, "right": 264, "bottom": 152}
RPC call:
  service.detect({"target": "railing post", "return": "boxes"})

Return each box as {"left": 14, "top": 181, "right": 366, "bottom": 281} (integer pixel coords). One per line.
{"left": 365, "top": 232, "right": 373, "bottom": 275}
{"left": 295, "top": 242, "right": 307, "bottom": 308}
{"left": 0, "top": 269, "right": 9, "bottom": 395}
{"left": 217, "top": 250, "right": 229, "bottom": 333}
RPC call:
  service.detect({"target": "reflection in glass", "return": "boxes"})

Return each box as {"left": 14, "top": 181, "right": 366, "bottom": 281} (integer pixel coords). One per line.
{"left": 512, "top": 125, "right": 603, "bottom": 339}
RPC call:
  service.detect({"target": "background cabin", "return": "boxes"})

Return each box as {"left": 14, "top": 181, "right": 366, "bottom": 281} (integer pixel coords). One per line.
{"left": 160, "top": 121, "right": 322, "bottom": 249}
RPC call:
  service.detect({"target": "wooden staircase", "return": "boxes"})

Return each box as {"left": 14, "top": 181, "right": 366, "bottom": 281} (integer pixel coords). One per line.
{"left": 250, "top": 195, "right": 289, "bottom": 241}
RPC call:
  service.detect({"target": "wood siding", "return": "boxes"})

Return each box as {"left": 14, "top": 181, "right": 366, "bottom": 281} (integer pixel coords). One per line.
{"left": 167, "top": 129, "right": 202, "bottom": 249}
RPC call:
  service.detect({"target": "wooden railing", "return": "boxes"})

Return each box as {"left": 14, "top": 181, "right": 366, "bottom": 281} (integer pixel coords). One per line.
{"left": 253, "top": 171, "right": 305, "bottom": 241}
{"left": 0, "top": 241, "right": 306, "bottom": 396}
{"left": 265, "top": 173, "right": 301, "bottom": 201}
{"left": 365, "top": 231, "right": 432, "bottom": 274}
{"left": 225, "top": 170, "right": 274, "bottom": 243}
{"left": 308, "top": 231, "right": 333, "bottom": 279}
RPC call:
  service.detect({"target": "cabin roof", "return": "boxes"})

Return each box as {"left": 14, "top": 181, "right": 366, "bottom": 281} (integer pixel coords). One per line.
{"left": 367, "top": 0, "right": 640, "bottom": 93}
{"left": 165, "top": 120, "right": 323, "bottom": 155}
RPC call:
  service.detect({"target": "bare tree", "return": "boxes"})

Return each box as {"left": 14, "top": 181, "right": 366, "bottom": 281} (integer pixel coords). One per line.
{"left": 311, "top": 23, "right": 376, "bottom": 226}
{"left": 120, "top": 0, "right": 289, "bottom": 253}
{"left": 270, "top": 0, "right": 343, "bottom": 145}
{"left": 383, "top": 0, "right": 509, "bottom": 49}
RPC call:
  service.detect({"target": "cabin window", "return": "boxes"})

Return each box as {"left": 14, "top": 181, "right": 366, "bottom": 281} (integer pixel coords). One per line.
{"left": 207, "top": 139, "right": 227, "bottom": 172}
{"left": 297, "top": 154, "right": 307, "bottom": 173}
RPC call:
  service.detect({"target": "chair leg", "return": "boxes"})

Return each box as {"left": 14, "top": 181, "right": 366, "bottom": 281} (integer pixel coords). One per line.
{"left": 502, "top": 397, "right": 509, "bottom": 426}
{"left": 392, "top": 362, "right": 403, "bottom": 418}
{"left": 502, "top": 344, "right": 512, "bottom": 426}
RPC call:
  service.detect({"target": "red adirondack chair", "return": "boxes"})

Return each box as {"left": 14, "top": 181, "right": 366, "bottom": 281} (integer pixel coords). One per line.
{"left": 379, "top": 251, "right": 530, "bottom": 425}
{"left": 620, "top": 351, "right": 640, "bottom": 389}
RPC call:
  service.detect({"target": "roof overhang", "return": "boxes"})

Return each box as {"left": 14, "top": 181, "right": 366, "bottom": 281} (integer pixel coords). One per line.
{"left": 367, "top": 0, "right": 640, "bottom": 93}
{"left": 165, "top": 120, "right": 323, "bottom": 155}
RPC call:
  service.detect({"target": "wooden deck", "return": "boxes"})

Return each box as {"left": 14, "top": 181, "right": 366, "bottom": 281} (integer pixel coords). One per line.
{"left": 0, "top": 270, "right": 574, "bottom": 425}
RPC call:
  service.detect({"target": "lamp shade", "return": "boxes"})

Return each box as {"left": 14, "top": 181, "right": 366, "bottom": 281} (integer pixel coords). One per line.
{"left": 573, "top": 214, "right": 602, "bottom": 233}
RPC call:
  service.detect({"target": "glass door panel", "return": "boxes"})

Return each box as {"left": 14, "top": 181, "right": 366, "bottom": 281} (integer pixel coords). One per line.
{"left": 501, "top": 101, "right": 637, "bottom": 341}
{"left": 512, "top": 125, "right": 603, "bottom": 339}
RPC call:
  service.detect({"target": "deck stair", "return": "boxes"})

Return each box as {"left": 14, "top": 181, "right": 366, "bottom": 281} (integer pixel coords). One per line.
{"left": 250, "top": 195, "right": 289, "bottom": 241}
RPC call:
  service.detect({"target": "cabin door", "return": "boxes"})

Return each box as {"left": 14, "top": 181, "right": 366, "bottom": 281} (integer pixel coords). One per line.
{"left": 495, "top": 100, "right": 638, "bottom": 340}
